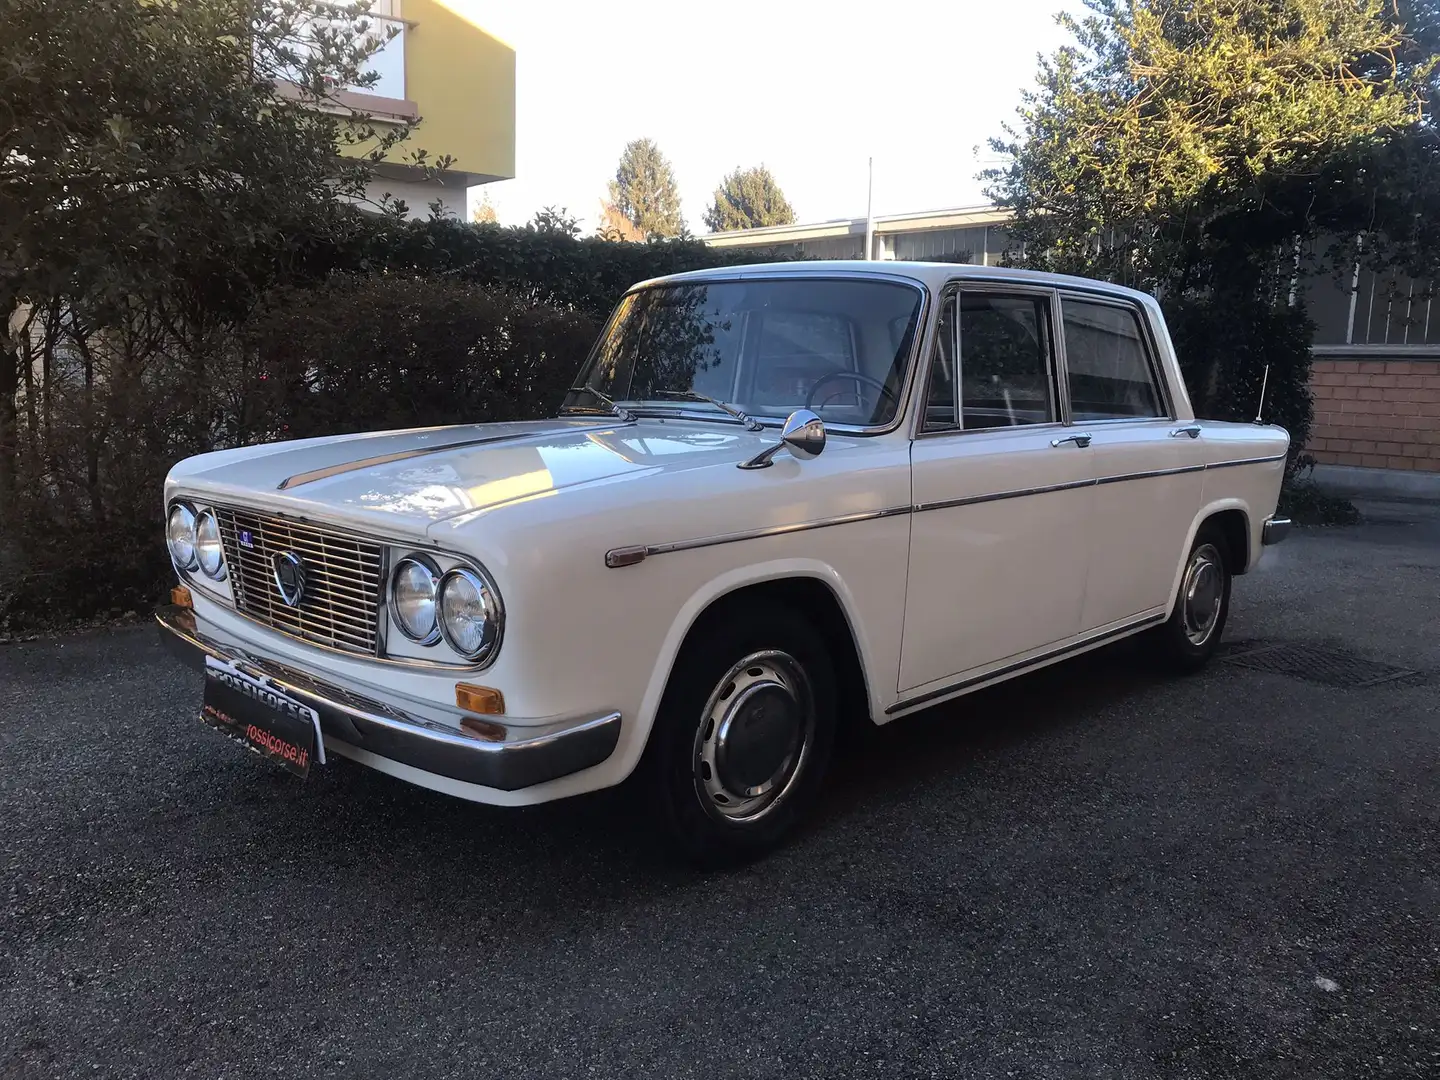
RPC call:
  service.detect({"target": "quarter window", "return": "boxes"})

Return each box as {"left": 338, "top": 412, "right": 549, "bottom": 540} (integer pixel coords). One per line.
{"left": 959, "top": 293, "right": 1056, "bottom": 429}
{"left": 1061, "top": 300, "right": 1164, "bottom": 420}
{"left": 921, "top": 295, "right": 957, "bottom": 431}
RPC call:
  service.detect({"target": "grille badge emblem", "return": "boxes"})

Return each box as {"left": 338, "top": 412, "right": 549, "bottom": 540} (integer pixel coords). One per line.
{"left": 272, "top": 551, "right": 306, "bottom": 608}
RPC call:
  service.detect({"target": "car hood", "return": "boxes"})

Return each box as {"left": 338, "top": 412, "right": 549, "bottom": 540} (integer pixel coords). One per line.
{"left": 168, "top": 417, "right": 793, "bottom": 539}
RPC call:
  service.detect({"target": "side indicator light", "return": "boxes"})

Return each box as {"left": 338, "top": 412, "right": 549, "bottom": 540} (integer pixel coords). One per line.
{"left": 171, "top": 585, "right": 193, "bottom": 609}
{"left": 456, "top": 683, "right": 505, "bottom": 716}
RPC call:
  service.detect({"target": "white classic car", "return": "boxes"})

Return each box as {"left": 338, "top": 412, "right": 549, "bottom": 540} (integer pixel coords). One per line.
{"left": 158, "top": 262, "right": 1291, "bottom": 861}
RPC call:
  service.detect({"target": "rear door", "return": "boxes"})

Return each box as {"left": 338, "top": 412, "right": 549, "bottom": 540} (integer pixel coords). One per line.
{"left": 900, "top": 285, "right": 1093, "bottom": 693}
{"left": 1058, "top": 294, "right": 1206, "bottom": 630}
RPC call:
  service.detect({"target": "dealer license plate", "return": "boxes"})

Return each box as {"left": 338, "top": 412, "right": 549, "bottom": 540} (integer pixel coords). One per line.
{"left": 201, "top": 656, "right": 325, "bottom": 778}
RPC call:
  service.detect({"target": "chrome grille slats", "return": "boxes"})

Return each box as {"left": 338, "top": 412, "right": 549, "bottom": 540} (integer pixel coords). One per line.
{"left": 214, "top": 507, "right": 383, "bottom": 656}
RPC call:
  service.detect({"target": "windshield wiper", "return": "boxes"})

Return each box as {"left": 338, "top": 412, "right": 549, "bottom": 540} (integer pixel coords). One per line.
{"left": 654, "top": 390, "right": 764, "bottom": 431}
{"left": 566, "top": 385, "right": 635, "bottom": 422}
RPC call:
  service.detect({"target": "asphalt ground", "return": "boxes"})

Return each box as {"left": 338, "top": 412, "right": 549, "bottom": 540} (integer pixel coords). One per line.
{"left": 2, "top": 500, "right": 1437, "bottom": 1079}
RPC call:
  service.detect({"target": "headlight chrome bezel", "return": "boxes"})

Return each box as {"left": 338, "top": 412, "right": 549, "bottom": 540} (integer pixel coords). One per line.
{"left": 437, "top": 565, "right": 505, "bottom": 667}
{"left": 167, "top": 503, "right": 198, "bottom": 572}
{"left": 388, "top": 554, "right": 444, "bottom": 646}
{"left": 194, "top": 508, "right": 227, "bottom": 580}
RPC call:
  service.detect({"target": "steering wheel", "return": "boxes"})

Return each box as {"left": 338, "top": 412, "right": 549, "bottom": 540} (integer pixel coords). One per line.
{"left": 804, "top": 371, "right": 898, "bottom": 415}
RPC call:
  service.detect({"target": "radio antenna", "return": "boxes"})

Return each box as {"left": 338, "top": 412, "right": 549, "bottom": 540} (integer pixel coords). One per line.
{"left": 1253, "top": 363, "right": 1271, "bottom": 425}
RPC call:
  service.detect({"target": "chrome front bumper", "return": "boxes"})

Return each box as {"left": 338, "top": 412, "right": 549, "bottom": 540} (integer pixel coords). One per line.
{"left": 156, "top": 605, "right": 621, "bottom": 791}
{"left": 1262, "top": 516, "right": 1292, "bottom": 545}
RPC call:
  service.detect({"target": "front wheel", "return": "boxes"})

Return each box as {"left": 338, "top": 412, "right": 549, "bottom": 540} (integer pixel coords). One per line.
{"left": 642, "top": 603, "right": 836, "bottom": 866}
{"left": 1151, "top": 524, "right": 1232, "bottom": 673}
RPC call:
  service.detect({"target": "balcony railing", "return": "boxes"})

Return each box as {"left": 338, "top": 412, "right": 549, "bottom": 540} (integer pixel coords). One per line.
{"left": 347, "top": 13, "right": 405, "bottom": 101}
{"left": 270, "top": 8, "right": 409, "bottom": 108}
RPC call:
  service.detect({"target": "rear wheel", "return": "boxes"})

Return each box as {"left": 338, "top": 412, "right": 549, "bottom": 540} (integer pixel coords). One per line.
{"left": 642, "top": 603, "right": 836, "bottom": 866}
{"left": 1151, "top": 523, "right": 1232, "bottom": 673}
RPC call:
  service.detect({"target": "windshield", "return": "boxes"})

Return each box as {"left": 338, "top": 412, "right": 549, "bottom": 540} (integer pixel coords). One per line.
{"left": 562, "top": 278, "right": 924, "bottom": 428}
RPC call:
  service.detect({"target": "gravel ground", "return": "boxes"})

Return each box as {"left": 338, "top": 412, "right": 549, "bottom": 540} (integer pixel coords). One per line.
{"left": 2, "top": 501, "right": 1438, "bottom": 1079}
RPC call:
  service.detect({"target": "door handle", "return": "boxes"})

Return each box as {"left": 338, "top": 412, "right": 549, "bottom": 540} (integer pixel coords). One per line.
{"left": 1051, "top": 432, "right": 1092, "bottom": 448}
{"left": 1170, "top": 424, "right": 1202, "bottom": 439}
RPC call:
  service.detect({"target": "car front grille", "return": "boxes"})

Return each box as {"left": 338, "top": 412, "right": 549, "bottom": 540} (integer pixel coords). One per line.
{"left": 214, "top": 507, "right": 384, "bottom": 657}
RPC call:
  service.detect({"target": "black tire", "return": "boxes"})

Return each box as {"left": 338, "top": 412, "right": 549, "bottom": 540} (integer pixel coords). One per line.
{"left": 1151, "top": 522, "right": 1233, "bottom": 673}
{"left": 641, "top": 601, "right": 837, "bottom": 867}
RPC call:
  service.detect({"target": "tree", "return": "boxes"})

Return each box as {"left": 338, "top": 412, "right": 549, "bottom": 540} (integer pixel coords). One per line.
{"left": 529, "top": 206, "right": 580, "bottom": 238}
{"left": 984, "top": 0, "right": 1440, "bottom": 456}
{"left": 596, "top": 200, "right": 645, "bottom": 242}
{"left": 702, "top": 165, "right": 796, "bottom": 232}
{"left": 0, "top": 0, "right": 446, "bottom": 569}
{"left": 606, "top": 138, "right": 683, "bottom": 239}
{"left": 472, "top": 193, "right": 498, "bottom": 224}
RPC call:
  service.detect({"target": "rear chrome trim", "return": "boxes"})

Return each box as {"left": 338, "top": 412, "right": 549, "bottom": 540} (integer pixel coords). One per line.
{"left": 1207, "top": 452, "right": 1288, "bottom": 469}
{"left": 1262, "top": 516, "right": 1292, "bottom": 545}
{"left": 1095, "top": 463, "right": 1207, "bottom": 485}
{"left": 885, "top": 611, "right": 1167, "bottom": 715}
{"left": 156, "top": 605, "right": 620, "bottom": 791}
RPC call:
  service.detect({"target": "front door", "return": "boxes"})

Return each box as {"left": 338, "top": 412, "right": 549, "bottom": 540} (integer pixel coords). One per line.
{"left": 900, "top": 287, "right": 1093, "bottom": 694}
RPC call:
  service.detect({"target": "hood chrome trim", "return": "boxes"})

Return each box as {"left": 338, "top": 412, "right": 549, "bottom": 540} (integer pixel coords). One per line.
{"left": 275, "top": 423, "right": 625, "bottom": 491}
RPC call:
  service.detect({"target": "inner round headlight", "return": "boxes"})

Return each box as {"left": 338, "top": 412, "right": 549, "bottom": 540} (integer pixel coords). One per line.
{"left": 390, "top": 557, "right": 441, "bottom": 644}
{"left": 167, "top": 504, "right": 197, "bottom": 570}
{"left": 195, "top": 509, "right": 225, "bottom": 579}
{"left": 438, "top": 567, "right": 503, "bottom": 664}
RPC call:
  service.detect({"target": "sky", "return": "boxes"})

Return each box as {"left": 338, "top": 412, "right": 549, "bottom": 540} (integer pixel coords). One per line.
{"left": 451, "top": 0, "right": 1087, "bottom": 233}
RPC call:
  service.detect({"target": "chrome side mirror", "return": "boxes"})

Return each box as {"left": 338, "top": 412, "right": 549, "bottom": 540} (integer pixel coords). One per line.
{"left": 738, "top": 409, "right": 827, "bottom": 470}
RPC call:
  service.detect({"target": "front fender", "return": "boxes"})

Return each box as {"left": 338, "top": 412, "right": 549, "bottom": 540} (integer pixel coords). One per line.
{"left": 630, "top": 558, "right": 887, "bottom": 766}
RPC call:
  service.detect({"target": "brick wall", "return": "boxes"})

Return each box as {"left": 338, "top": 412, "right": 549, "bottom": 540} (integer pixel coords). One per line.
{"left": 1307, "top": 357, "right": 1440, "bottom": 473}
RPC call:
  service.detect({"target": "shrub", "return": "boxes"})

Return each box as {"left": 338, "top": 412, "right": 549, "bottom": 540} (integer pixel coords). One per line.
{"left": 1164, "top": 292, "right": 1315, "bottom": 462}
{"left": 0, "top": 276, "right": 600, "bottom": 633}
{"left": 246, "top": 275, "right": 598, "bottom": 440}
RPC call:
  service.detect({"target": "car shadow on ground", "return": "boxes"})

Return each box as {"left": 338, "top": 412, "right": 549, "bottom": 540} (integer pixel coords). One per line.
{"left": 182, "top": 635, "right": 1180, "bottom": 903}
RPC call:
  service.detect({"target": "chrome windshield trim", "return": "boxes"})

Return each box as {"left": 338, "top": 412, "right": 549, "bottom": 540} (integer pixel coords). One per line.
{"left": 562, "top": 274, "right": 932, "bottom": 438}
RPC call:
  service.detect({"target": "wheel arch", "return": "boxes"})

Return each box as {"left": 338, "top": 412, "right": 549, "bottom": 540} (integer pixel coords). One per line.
{"left": 1165, "top": 500, "right": 1252, "bottom": 618}
{"left": 633, "top": 561, "right": 880, "bottom": 762}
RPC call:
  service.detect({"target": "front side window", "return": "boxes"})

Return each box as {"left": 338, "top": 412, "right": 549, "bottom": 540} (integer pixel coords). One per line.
{"left": 1061, "top": 299, "right": 1164, "bottom": 420}
{"left": 959, "top": 293, "right": 1056, "bottom": 429}
{"left": 562, "top": 278, "right": 923, "bottom": 428}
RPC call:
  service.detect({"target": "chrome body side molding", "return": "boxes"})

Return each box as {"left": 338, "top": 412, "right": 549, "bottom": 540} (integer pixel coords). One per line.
{"left": 884, "top": 611, "right": 1167, "bottom": 716}
{"left": 605, "top": 452, "right": 1288, "bottom": 568}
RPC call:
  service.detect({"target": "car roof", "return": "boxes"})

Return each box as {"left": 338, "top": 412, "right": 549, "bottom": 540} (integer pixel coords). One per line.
{"left": 633, "top": 260, "right": 1156, "bottom": 306}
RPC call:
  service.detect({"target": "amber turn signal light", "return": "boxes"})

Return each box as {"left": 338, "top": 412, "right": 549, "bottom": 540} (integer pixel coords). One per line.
{"left": 171, "top": 585, "right": 193, "bottom": 609}
{"left": 455, "top": 683, "right": 505, "bottom": 716}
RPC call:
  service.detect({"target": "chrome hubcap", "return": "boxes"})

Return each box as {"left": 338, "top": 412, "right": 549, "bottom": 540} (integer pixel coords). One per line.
{"left": 693, "top": 650, "right": 814, "bottom": 824}
{"left": 1182, "top": 543, "right": 1225, "bottom": 646}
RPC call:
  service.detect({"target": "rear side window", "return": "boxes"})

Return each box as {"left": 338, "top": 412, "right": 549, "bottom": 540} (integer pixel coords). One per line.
{"left": 959, "top": 293, "right": 1056, "bottom": 429}
{"left": 1061, "top": 300, "right": 1164, "bottom": 420}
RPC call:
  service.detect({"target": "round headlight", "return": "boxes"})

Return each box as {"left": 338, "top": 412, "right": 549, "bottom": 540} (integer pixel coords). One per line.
{"left": 167, "top": 504, "right": 197, "bottom": 570}
{"left": 390, "top": 557, "right": 441, "bottom": 644}
{"left": 438, "top": 567, "right": 503, "bottom": 664}
{"left": 195, "top": 509, "right": 225, "bottom": 580}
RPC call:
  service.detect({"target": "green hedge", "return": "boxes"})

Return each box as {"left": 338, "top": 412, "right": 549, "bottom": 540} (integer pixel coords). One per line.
{"left": 0, "top": 222, "right": 783, "bottom": 632}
